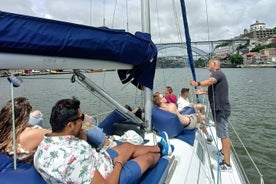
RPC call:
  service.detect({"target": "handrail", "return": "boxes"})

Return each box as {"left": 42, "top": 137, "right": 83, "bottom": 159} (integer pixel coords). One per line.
{"left": 229, "top": 120, "right": 264, "bottom": 184}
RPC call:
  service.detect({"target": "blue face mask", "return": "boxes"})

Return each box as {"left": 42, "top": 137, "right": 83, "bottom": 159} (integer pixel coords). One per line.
{"left": 28, "top": 111, "right": 44, "bottom": 127}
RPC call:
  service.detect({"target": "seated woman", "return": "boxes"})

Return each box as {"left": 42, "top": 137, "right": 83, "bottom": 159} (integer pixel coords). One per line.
{"left": 153, "top": 92, "right": 204, "bottom": 130}
{"left": 0, "top": 97, "right": 50, "bottom": 164}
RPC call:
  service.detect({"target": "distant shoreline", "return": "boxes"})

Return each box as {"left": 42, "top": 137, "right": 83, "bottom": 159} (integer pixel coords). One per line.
{"left": 220, "top": 63, "right": 276, "bottom": 68}
{"left": 241, "top": 64, "right": 276, "bottom": 68}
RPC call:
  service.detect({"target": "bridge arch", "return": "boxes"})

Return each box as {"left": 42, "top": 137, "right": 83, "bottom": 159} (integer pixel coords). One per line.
{"left": 156, "top": 43, "right": 209, "bottom": 59}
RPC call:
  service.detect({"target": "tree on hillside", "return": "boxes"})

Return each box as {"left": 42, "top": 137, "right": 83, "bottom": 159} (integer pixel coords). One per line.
{"left": 194, "top": 58, "right": 206, "bottom": 68}
{"left": 250, "top": 43, "right": 276, "bottom": 52}
{"left": 229, "top": 54, "right": 243, "bottom": 65}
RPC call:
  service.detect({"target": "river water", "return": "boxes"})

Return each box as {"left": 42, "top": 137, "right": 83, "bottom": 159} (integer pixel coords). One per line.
{"left": 0, "top": 68, "right": 275, "bottom": 183}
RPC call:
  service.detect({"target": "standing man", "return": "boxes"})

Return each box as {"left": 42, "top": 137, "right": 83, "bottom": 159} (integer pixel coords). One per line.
{"left": 190, "top": 58, "right": 232, "bottom": 172}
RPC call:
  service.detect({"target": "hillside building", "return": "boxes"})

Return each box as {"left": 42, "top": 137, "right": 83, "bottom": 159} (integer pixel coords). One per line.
{"left": 240, "top": 20, "right": 276, "bottom": 39}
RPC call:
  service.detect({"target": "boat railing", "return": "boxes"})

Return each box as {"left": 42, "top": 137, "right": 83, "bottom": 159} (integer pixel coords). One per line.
{"left": 198, "top": 102, "right": 264, "bottom": 184}
{"left": 229, "top": 121, "right": 264, "bottom": 184}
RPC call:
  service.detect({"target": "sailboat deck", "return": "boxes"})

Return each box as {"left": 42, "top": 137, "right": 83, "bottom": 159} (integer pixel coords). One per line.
{"left": 206, "top": 126, "right": 246, "bottom": 184}
{"left": 144, "top": 126, "right": 245, "bottom": 184}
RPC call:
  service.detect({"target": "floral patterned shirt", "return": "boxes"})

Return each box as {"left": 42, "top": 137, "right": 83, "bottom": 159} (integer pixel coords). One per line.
{"left": 34, "top": 135, "right": 113, "bottom": 184}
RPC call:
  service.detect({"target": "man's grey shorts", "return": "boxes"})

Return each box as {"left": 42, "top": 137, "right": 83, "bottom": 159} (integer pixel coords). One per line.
{"left": 214, "top": 110, "right": 231, "bottom": 138}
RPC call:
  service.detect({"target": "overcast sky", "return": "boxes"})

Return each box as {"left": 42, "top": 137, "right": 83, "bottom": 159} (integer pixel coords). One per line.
{"left": 0, "top": 0, "right": 275, "bottom": 44}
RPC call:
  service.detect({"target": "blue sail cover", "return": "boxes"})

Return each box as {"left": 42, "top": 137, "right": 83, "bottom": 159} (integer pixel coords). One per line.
{"left": 0, "top": 11, "right": 157, "bottom": 89}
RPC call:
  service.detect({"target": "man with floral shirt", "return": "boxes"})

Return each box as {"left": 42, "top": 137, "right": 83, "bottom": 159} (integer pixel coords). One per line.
{"left": 34, "top": 97, "right": 172, "bottom": 184}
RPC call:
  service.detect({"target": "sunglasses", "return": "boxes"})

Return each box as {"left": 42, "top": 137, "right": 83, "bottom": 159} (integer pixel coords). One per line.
{"left": 159, "top": 95, "right": 165, "bottom": 99}
{"left": 68, "top": 113, "right": 85, "bottom": 123}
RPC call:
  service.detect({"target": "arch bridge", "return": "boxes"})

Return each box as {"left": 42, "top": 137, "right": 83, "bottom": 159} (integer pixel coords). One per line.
{"left": 155, "top": 39, "right": 249, "bottom": 58}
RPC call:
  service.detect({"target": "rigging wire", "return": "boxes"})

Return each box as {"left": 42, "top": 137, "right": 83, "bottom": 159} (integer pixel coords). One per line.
{"left": 209, "top": 85, "right": 222, "bottom": 183}
{"left": 97, "top": 72, "right": 107, "bottom": 122}
{"left": 89, "top": 0, "right": 92, "bottom": 26}
{"left": 154, "top": 0, "right": 166, "bottom": 87}
{"left": 229, "top": 120, "right": 264, "bottom": 184}
{"left": 154, "top": 0, "right": 162, "bottom": 44}
{"left": 125, "top": 0, "right": 129, "bottom": 32}
{"left": 171, "top": 0, "right": 184, "bottom": 45}
{"left": 156, "top": 0, "right": 185, "bottom": 89}
{"left": 204, "top": 0, "right": 212, "bottom": 59}
{"left": 103, "top": 0, "right": 106, "bottom": 26}
{"left": 111, "top": 0, "right": 118, "bottom": 28}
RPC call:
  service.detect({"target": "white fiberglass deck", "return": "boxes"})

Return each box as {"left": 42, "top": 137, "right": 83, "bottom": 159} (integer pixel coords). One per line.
{"left": 144, "top": 126, "right": 245, "bottom": 184}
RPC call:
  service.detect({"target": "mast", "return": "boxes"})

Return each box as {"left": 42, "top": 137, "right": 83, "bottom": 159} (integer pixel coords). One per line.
{"left": 141, "top": 0, "right": 152, "bottom": 131}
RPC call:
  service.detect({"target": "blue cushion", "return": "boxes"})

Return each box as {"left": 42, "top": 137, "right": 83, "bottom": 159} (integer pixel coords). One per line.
{"left": 152, "top": 107, "right": 183, "bottom": 138}
{"left": 176, "top": 129, "right": 196, "bottom": 146}
{"left": 179, "top": 106, "right": 195, "bottom": 115}
{"left": 98, "top": 110, "right": 126, "bottom": 135}
{"left": 0, "top": 152, "right": 46, "bottom": 184}
{"left": 139, "top": 157, "right": 169, "bottom": 184}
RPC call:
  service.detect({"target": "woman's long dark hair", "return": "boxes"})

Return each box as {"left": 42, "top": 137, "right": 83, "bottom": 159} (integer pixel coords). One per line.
{"left": 0, "top": 97, "right": 32, "bottom": 153}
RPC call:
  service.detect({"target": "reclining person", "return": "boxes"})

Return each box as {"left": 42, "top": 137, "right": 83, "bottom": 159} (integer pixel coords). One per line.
{"left": 153, "top": 92, "right": 204, "bottom": 129}
{"left": 34, "top": 97, "right": 173, "bottom": 184}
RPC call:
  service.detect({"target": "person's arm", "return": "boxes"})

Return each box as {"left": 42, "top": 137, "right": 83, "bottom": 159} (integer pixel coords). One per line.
{"left": 190, "top": 77, "right": 216, "bottom": 87}
{"left": 19, "top": 128, "right": 50, "bottom": 151}
{"left": 90, "top": 158, "right": 123, "bottom": 184}
{"left": 194, "top": 88, "right": 208, "bottom": 95}
{"left": 78, "top": 129, "right": 87, "bottom": 141}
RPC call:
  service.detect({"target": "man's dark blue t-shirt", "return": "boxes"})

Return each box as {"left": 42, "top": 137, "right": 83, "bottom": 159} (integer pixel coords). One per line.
{"left": 208, "top": 69, "right": 231, "bottom": 112}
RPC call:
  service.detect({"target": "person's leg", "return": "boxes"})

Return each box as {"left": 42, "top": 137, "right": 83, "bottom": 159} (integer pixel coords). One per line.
{"left": 221, "top": 138, "right": 231, "bottom": 164}
{"left": 220, "top": 110, "right": 231, "bottom": 165}
{"left": 112, "top": 142, "right": 161, "bottom": 162}
{"left": 98, "top": 110, "right": 126, "bottom": 135}
{"left": 215, "top": 110, "right": 231, "bottom": 165}
{"left": 183, "top": 114, "right": 201, "bottom": 129}
{"left": 29, "top": 110, "right": 44, "bottom": 126}
{"left": 117, "top": 153, "right": 160, "bottom": 184}
{"left": 86, "top": 126, "right": 106, "bottom": 150}
{"left": 201, "top": 126, "right": 213, "bottom": 143}
{"left": 177, "top": 113, "right": 190, "bottom": 127}
{"left": 194, "top": 104, "right": 205, "bottom": 115}
{"left": 110, "top": 131, "right": 172, "bottom": 162}
{"left": 133, "top": 153, "right": 160, "bottom": 174}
